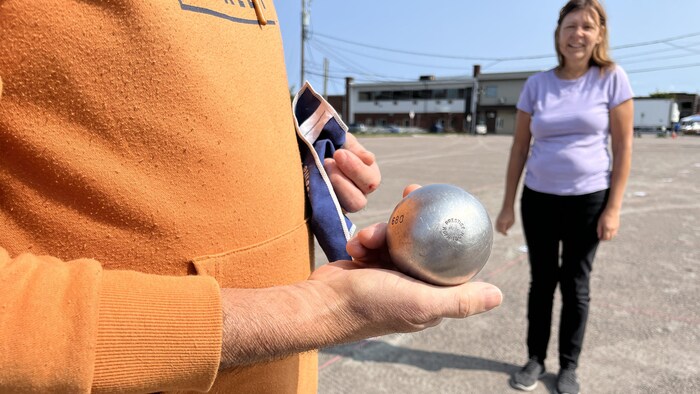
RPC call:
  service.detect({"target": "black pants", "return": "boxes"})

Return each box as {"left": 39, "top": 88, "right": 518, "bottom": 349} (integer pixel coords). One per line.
{"left": 521, "top": 186, "right": 608, "bottom": 370}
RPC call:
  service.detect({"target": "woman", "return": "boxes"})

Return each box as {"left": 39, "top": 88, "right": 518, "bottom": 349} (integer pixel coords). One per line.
{"left": 496, "top": 1, "right": 633, "bottom": 393}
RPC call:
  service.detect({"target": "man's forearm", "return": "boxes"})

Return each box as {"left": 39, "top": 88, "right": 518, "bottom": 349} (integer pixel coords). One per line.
{"left": 218, "top": 282, "right": 349, "bottom": 370}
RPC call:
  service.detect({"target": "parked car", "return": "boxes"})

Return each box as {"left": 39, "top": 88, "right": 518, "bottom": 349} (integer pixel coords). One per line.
{"left": 680, "top": 115, "right": 700, "bottom": 135}
{"left": 430, "top": 121, "right": 444, "bottom": 133}
{"left": 475, "top": 123, "right": 487, "bottom": 135}
{"left": 348, "top": 122, "right": 367, "bottom": 133}
{"left": 385, "top": 124, "right": 401, "bottom": 133}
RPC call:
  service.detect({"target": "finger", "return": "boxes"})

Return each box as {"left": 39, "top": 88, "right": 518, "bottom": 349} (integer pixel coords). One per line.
{"left": 602, "top": 228, "right": 616, "bottom": 241}
{"left": 324, "top": 157, "right": 368, "bottom": 213}
{"left": 333, "top": 149, "right": 381, "bottom": 195}
{"left": 342, "top": 133, "right": 376, "bottom": 166}
{"left": 597, "top": 222, "right": 613, "bottom": 241}
{"left": 495, "top": 220, "right": 504, "bottom": 235}
{"left": 496, "top": 224, "right": 508, "bottom": 236}
{"left": 443, "top": 282, "right": 503, "bottom": 318}
{"left": 338, "top": 133, "right": 381, "bottom": 194}
{"left": 359, "top": 222, "right": 388, "bottom": 249}
{"left": 346, "top": 224, "right": 392, "bottom": 266}
{"left": 348, "top": 223, "right": 387, "bottom": 251}
{"left": 403, "top": 184, "right": 421, "bottom": 197}
{"left": 496, "top": 218, "right": 512, "bottom": 236}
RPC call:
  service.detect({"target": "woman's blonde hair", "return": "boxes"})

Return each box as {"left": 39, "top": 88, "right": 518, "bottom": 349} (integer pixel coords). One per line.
{"left": 555, "top": 0, "right": 615, "bottom": 71}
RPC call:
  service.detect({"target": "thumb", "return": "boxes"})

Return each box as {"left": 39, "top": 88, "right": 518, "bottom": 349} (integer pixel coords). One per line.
{"left": 442, "top": 282, "right": 503, "bottom": 318}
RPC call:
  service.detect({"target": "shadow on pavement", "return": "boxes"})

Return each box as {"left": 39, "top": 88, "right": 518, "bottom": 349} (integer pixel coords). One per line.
{"left": 322, "top": 339, "right": 517, "bottom": 374}
{"left": 322, "top": 339, "right": 562, "bottom": 393}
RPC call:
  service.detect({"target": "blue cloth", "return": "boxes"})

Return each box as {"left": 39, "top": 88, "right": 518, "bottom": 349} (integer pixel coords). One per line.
{"left": 293, "top": 82, "right": 355, "bottom": 262}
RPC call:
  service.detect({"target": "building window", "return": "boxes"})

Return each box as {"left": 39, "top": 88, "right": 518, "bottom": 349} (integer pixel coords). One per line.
{"left": 358, "top": 92, "right": 373, "bottom": 102}
{"left": 484, "top": 86, "right": 498, "bottom": 98}
{"left": 447, "top": 88, "right": 464, "bottom": 99}
{"left": 433, "top": 89, "right": 447, "bottom": 99}
{"left": 413, "top": 90, "right": 432, "bottom": 99}
{"left": 394, "top": 90, "right": 411, "bottom": 100}
{"left": 377, "top": 91, "right": 393, "bottom": 101}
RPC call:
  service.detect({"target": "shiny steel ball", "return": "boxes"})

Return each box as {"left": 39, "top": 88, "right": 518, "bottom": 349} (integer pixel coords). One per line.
{"left": 386, "top": 184, "right": 493, "bottom": 286}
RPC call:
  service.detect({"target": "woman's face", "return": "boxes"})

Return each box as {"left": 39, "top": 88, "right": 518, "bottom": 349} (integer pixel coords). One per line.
{"left": 557, "top": 8, "right": 603, "bottom": 66}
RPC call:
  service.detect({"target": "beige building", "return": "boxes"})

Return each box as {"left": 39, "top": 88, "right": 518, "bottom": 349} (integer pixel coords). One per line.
{"left": 342, "top": 68, "right": 537, "bottom": 134}
{"left": 332, "top": 71, "right": 700, "bottom": 135}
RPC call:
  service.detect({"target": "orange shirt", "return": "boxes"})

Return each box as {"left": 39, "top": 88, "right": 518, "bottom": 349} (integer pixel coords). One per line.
{"left": 0, "top": 1, "right": 315, "bottom": 392}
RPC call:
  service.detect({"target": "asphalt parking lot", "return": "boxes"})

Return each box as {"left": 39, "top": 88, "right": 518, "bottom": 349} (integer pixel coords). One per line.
{"left": 315, "top": 134, "right": 700, "bottom": 394}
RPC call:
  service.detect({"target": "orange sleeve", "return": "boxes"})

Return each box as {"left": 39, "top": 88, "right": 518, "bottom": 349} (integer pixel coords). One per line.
{"left": 0, "top": 247, "right": 222, "bottom": 393}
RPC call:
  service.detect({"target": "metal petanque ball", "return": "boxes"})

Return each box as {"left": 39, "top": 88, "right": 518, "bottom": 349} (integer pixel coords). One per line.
{"left": 386, "top": 184, "right": 493, "bottom": 286}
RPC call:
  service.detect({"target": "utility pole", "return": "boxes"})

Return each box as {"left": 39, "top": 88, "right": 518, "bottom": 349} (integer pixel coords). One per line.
{"left": 323, "top": 58, "right": 329, "bottom": 98}
{"left": 469, "top": 64, "right": 481, "bottom": 134}
{"left": 344, "top": 77, "right": 353, "bottom": 123}
{"left": 301, "top": 0, "right": 309, "bottom": 87}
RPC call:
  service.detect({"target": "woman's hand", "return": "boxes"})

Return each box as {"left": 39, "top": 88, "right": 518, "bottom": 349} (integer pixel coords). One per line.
{"left": 597, "top": 207, "right": 620, "bottom": 241}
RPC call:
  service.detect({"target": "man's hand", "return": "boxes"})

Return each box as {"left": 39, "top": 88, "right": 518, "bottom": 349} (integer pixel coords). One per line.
{"left": 219, "top": 184, "right": 501, "bottom": 371}
{"left": 324, "top": 133, "right": 381, "bottom": 212}
{"left": 313, "top": 223, "right": 503, "bottom": 338}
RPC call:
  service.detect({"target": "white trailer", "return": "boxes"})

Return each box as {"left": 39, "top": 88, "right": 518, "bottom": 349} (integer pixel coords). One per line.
{"left": 633, "top": 98, "right": 680, "bottom": 131}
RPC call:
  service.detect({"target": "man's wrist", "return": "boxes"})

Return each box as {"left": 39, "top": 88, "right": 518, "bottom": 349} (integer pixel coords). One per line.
{"left": 218, "top": 281, "right": 353, "bottom": 371}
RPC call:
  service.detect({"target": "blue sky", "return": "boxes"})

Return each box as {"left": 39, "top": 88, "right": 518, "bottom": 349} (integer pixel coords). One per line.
{"left": 276, "top": 1, "right": 700, "bottom": 97}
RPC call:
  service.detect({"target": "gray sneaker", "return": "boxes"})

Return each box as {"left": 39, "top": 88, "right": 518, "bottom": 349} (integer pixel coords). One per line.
{"left": 509, "top": 358, "right": 545, "bottom": 391}
{"left": 556, "top": 367, "right": 580, "bottom": 394}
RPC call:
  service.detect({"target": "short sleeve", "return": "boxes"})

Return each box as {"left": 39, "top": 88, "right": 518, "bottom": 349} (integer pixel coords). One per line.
{"left": 608, "top": 65, "right": 634, "bottom": 109}
{"left": 517, "top": 76, "right": 536, "bottom": 114}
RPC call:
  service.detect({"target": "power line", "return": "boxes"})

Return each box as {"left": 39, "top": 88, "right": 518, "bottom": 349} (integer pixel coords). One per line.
{"left": 309, "top": 40, "right": 378, "bottom": 77}
{"left": 304, "top": 68, "right": 415, "bottom": 82}
{"left": 305, "top": 28, "right": 700, "bottom": 91}
{"left": 313, "top": 36, "right": 474, "bottom": 70}
{"left": 313, "top": 32, "right": 540, "bottom": 61}
{"left": 313, "top": 30, "right": 700, "bottom": 63}
{"left": 664, "top": 41, "right": 700, "bottom": 56}
{"left": 615, "top": 41, "right": 700, "bottom": 60}
{"left": 621, "top": 51, "right": 700, "bottom": 66}
{"left": 626, "top": 62, "right": 700, "bottom": 74}
{"left": 612, "top": 31, "right": 700, "bottom": 50}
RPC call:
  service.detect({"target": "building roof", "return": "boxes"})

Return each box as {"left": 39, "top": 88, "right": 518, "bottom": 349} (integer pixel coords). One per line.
{"left": 478, "top": 70, "right": 540, "bottom": 81}
{"left": 349, "top": 70, "right": 541, "bottom": 90}
{"left": 350, "top": 77, "right": 473, "bottom": 90}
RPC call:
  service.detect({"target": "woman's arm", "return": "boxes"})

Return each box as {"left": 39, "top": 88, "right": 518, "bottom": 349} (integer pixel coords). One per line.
{"left": 496, "top": 110, "right": 532, "bottom": 235}
{"left": 598, "top": 99, "right": 634, "bottom": 240}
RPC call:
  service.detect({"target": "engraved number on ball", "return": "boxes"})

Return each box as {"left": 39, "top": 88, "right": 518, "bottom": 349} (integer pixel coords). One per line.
{"left": 390, "top": 215, "right": 404, "bottom": 225}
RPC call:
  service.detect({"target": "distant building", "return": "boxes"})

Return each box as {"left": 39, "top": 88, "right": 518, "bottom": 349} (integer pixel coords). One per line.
{"left": 337, "top": 67, "right": 537, "bottom": 134}
{"left": 327, "top": 70, "right": 700, "bottom": 134}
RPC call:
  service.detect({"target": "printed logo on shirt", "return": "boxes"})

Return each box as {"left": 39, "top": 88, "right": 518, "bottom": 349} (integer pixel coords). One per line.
{"left": 178, "top": 0, "right": 277, "bottom": 25}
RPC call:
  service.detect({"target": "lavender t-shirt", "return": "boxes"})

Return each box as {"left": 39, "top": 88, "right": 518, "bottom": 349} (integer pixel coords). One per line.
{"left": 517, "top": 65, "right": 633, "bottom": 196}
